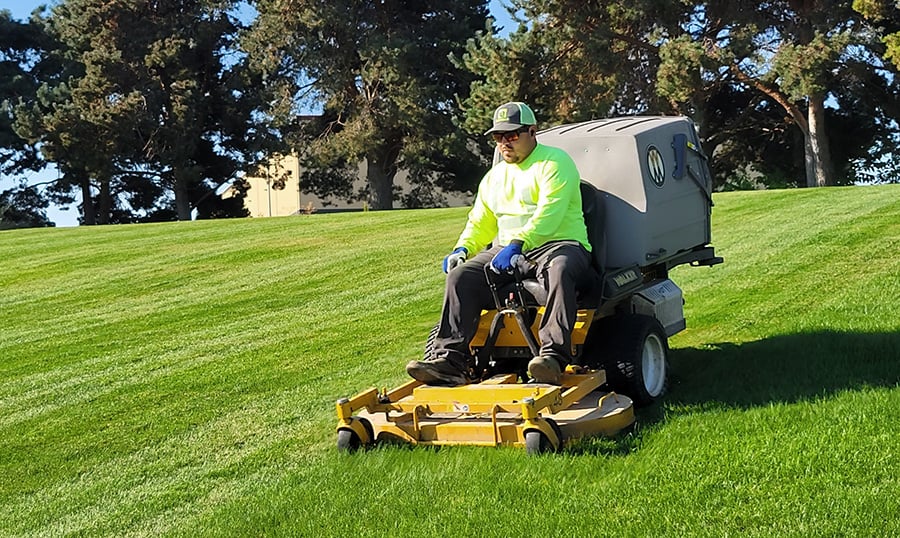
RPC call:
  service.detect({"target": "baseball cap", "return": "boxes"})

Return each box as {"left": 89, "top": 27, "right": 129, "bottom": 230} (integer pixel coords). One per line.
{"left": 484, "top": 102, "right": 537, "bottom": 135}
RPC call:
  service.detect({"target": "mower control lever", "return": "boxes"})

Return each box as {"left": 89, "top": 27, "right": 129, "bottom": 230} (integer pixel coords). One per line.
{"left": 482, "top": 263, "right": 542, "bottom": 358}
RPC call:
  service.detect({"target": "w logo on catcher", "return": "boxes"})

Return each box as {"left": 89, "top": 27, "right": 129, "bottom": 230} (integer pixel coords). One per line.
{"left": 647, "top": 146, "right": 665, "bottom": 187}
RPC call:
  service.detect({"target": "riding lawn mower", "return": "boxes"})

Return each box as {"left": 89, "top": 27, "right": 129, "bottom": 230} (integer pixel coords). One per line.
{"left": 336, "top": 116, "right": 723, "bottom": 454}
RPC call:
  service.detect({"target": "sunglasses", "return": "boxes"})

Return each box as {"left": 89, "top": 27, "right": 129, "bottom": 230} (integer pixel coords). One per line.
{"left": 491, "top": 126, "right": 531, "bottom": 144}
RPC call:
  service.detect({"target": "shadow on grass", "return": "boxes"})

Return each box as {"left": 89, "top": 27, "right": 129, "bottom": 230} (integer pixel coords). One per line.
{"left": 566, "top": 330, "right": 900, "bottom": 457}
{"left": 668, "top": 330, "right": 900, "bottom": 409}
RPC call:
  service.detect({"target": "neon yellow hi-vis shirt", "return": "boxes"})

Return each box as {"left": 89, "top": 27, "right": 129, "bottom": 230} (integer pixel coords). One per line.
{"left": 456, "top": 143, "right": 591, "bottom": 254}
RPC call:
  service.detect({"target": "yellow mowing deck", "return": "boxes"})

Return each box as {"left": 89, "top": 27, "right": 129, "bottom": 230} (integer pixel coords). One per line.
{"left": 336, "top": 369, "right": 634, "bottom": 453}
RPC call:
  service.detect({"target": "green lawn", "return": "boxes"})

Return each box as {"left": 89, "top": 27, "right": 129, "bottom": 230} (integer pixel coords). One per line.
{"left": 1, "top": 185, "right": 898, "bottom": 536}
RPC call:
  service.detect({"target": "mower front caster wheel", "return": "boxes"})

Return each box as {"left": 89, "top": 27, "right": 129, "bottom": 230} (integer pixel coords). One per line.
{"left": 525, "top": 431, "right": 550, "bottom": 455}
{"left": 337, "top": 417, "right": 374, "bottom": 453}
{"left": 337, "top": 429, "right": 361, "bottom": 453}
{"left": 525, "top": 426, "right": 562, "bottom": 455}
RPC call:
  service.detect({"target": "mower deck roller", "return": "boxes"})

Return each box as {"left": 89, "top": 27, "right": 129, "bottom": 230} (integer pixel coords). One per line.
{"left": 336, "top": 370, "right": 634, "bottom": 454}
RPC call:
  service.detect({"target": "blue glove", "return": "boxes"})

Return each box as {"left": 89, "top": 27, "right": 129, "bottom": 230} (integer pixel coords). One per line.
{"left": 443, "top": 247, "right": 468, "bottom": 273}
{"left": 490, "top": 242, "right": 523, "bottom": 273}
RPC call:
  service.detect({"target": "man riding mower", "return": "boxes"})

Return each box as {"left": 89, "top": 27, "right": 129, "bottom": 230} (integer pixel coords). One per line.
{"left": 335, "top": 106, "right": 722, "bottom": 453}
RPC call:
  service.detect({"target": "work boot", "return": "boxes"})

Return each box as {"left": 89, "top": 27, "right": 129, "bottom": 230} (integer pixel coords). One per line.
{"left": 406, "top": 354, "right": 469, "bottom": 386}
{"left": 527, "top": 355, "right": 563, "bottom": 384}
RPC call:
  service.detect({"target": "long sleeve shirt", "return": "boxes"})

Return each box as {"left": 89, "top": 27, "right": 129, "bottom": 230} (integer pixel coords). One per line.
{"left": 455, "top": 143, "right": 591, "bottom": 254}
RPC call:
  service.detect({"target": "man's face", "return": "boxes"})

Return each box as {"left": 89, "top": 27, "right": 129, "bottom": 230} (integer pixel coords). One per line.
{"left": 492, "top": 126, "right": 536, "bottom": 164}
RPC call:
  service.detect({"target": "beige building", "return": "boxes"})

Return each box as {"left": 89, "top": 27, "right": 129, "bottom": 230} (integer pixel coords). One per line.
{"left": 224, "top": 153, "right": 471, "bottom": 216}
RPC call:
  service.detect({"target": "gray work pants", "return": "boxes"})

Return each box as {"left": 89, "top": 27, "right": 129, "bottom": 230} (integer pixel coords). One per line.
{"left": 434, "top": 241, "right": 593, "bottom": 365}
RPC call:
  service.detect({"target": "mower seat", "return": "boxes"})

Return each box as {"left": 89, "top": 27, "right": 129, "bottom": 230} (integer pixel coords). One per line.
{"left": 500, "top": 181, "right": 606, "bottom": 308}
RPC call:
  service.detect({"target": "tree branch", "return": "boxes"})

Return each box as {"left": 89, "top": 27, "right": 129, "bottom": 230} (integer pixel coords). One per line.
{"left": 728, "top": 62, "right": 809, "bottom": 135}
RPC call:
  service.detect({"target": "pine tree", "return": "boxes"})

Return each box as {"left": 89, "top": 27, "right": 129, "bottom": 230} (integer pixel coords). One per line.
{"left": 14, "top": 0, "right": 275, "bottom": 223}
{"left": 244, "top": 0, "right": 490, "bottom": 209}
{"left": 460, "top": 0, "right": 900, "bottom": 188}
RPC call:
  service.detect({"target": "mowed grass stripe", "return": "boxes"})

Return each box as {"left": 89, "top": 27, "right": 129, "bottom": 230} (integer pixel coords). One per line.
{"left": 1, "top": 212, "right": 455, "bottom": 368}
{"left": 0, "top": 186, "right": 898, "bottom": 536}
{"left": 5, "top": 391, "right": 320, "bottom": 537}
{"left": 670, "top": 187, "right": 899, "bottom": 343}
{"left": 1, "top": 209, "right": 461, "bottom": 526}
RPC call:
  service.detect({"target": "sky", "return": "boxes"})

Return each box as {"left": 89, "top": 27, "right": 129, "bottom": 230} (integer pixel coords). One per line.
{"left": 1, "top": 0, "right": 516, "bottom": 227}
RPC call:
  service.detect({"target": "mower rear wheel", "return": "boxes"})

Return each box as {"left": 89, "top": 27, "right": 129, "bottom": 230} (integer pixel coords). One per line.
{"left": 585, "top": 314, "right": 668, "bottom": 406}
{"left": 606, "top": 314, "right": 669, "bottom": 406}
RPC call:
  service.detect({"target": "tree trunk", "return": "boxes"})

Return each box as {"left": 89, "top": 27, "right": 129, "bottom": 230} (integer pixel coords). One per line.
{"left": 802, "top": 135, "right": 814, "bottom": 187}
{"left": 806, "top": 93, "right": 835, "bottom": 187}
{"left": 173, "top": 168, "right": 195, "bottom": 220}
{"left": 97, "top": 179, "right": 112, "bottom": 224}
{"left": 77, "top": 172, "right": 96, "bottom": 225}
{"left": 365, "top": 154, "right": 395, "bottom": 210}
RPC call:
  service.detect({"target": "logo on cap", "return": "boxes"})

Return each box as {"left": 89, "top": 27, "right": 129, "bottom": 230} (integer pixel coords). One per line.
{"left": 496, "top": 108, "right": 509, "bottom": 121}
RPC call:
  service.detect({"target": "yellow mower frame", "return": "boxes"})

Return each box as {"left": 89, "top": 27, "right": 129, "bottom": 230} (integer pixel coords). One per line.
{"left": 469, "top": 306, "right": 595, "bottom": 352}
{"left": 336, "top": 368, "right": 634, "bottom": 454}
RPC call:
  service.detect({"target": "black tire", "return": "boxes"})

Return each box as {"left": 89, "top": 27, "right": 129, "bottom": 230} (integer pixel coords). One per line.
{"left": 590, "top": 314, "right": 669, "bottom": 406}
{"left": 525, "top": 431, "right": 552, "bottom": 455}
{"left": 525, "top": 419, "right": 562, "bottom": 455}
{"left": 337, "top": 419, "right": 374, "bottom": 453}
{"left": 337, "top": 429, "right": 360, "bottom": 453}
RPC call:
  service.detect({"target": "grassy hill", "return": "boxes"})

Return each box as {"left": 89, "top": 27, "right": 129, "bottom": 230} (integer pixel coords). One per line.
{"left": 1, "top": 185, "right": 898, "bottom": 536}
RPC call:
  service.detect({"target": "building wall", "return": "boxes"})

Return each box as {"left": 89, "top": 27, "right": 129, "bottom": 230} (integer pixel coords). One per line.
{"left": 235, "top": 154, "right": 343, "bottom": 217}
{"left": 227, "top": 154, "right": 472, "bottom": 216}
